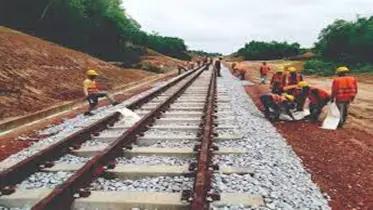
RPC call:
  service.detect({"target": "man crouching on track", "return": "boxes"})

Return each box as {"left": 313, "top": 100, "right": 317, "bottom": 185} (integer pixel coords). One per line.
{"left": 260, "top": 93, "right": 296, "bottom": 122}
{"left": 83, "top": 69, "right": 118, "bottom": 116}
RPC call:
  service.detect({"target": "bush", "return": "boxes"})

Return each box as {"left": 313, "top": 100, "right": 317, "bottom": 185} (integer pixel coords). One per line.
{"left": 304, "top": 59, "right": 373, "bottom": 76}
{"left": 303, "top": 59, "right": 337, "bottom": 76}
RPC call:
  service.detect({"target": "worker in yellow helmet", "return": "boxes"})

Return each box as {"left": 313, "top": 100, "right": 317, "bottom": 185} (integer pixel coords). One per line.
{"left": 298, "top": 81, "right": 330, "bottom": 122}
{"left": 83, "top": 70, "right": 118, "bottom": 116}
{"left": 285, "top": 67, "right": 304, "bottom": 111}
{"left": 259, "top": 93, "right": 296, "bottom": 122}
{"left": 331, "top": 66, "right": 358, "bottom": 128}
{"left": 270, "top": 68, "right": 287, "bottom": 94}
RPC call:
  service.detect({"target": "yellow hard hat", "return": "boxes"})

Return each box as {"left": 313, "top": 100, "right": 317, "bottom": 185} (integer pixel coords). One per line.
{"left": 288, "top": 67, "right": 297, "bottom": 73}
{"left": 297, "top": 81, "right": 309, "bottom": 88}
{"left": 86, "top": 69, "right": 98, "bottom": 76}
{"left": 336, "top": 66, "right": 349, "bottom": 73}
{"left": 276, "top": 67, "right": 284, "bottom": 73}
{"left": 282, "top": 93, "right": 295, "bottom": 101}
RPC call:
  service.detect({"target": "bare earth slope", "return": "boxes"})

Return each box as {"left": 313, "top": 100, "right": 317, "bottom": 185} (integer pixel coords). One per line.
{"left": 0, "top": 26, "right": 156, "bottom": 120}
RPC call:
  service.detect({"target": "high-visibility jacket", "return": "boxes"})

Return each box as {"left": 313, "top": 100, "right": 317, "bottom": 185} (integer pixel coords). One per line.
{"left": 332, "top": 76, "right": 358, "bottom": 102}
{"left": 260, "top": 66, "right": 270, "bottom": 76}
{"left": 288, "top": 73, "right": 303, "bottom": 85}
{"left": 83, "top": 79, "right": 99, "bottom": 95}
{"left": 270, "top": 94, "right": 286, "bottom": 104}
{"left": 270, "top": 74, "right": 287, "bottom": 88}
{"left": 307, "top": 87, "right": 330, "bottom": 104}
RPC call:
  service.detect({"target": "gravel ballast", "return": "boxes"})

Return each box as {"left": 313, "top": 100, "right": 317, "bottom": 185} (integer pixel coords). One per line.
{"left": 211, "top": 67, "right": 330, "bottom": 209}
{"left": 90, "top": 176, "right": 193, "bottom": 193}
{"left": 17, "top": 172, "right": 73, "bottom": 190}
{"left": 141, "top": 139, "right": 196, "bottom": 148}
{"left": 116, "top": 155, "right": 194, "bottom": 166}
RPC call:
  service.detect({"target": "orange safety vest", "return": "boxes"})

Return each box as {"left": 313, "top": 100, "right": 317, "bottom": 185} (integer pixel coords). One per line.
{"left": 271, "top": 74, "right": 287, "bottom": 88}
{"left": 308, "top": 87, "right": 329, "bottom": 104}
{"left": 270, "top": 94, "right": 286, "bottom": 104}
{"left": 85, "top": 79, "right": 99, "bottom": 94}
{"left": 260, "top": 66, "right": 270, "bottom": 76}
{"left": 288, "top": 73, "right": 303, "bottom": 85}
{"left": 332, "top": 76, "right": 358, "bottom": 102}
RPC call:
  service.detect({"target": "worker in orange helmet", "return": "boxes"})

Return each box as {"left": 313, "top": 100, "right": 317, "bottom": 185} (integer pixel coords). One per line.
{"left": 298, "top": 81, "right": 330, "bottom": 122}
{"left": 331, "top": 66, "right": 358, "bottom": 128}
{"left": 259, "top": 62, "right": 271, "bottom": 84}
{"left": 286, "top": 67, "right": 304, "bottom": 110}
{"left": 270, "top": 67, "right": 287, "bottom": 94}
{"left": 260, "top": 93, "right": 296, "bottom": 122}
{"left": 84, "top": 70, "right": 118, "bottom": 116}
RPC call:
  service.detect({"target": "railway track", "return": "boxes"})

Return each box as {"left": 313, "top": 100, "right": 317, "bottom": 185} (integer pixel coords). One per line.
{"left": 0, "top": 65, "right": 263, "bottom": 210}
{"left": 0, "top": 65, "right": 332, "bottom": 210}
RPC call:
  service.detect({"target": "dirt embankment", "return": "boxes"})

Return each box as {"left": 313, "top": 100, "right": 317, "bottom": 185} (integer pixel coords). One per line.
{"left": 0, "top": 27, "right": 184, "bottom": 121}
{"left": 228, "top": 61, "right": 373, "bottom": 210}
{"left": 140, "top": 48, "right": 188, "bottom": 73}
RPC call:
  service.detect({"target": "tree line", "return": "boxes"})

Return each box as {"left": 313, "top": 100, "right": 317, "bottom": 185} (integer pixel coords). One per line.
{"left": 232, "top": 16, "right": 373, "bottom": 75}
{"left": 305, "top": 16, "right": 373, "bottom": 75}
{"left": 234, "top": 41, "right": 303, "bottom": 60}
{"left": 0, "top": 0, "right": 191, "bottom": 66}
{"left": 188, "top": 50, "right": 222, "bottom": 57}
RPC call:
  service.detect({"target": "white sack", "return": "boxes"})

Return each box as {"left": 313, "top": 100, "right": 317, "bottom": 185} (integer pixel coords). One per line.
{"left": 115, "top": 107, "right": 141, "bottom": 127}
{"left": 321, "top": 102, "right": 340, "bottom": 130}
{"left": 279, "top": 109, "right": 310, "bottom": 121}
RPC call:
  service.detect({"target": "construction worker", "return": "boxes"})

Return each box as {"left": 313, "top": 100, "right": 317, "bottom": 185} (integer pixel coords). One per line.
{"left": 83, "top": 70, "right": 118, "bottom": 116}
{"left": 270, "top": 68, "right": 287, "bottom": 94}
{"left": 331, "top": 66, "right": 358, "bottom": 128}
{"left": 214, "top": 58, "right": 222, "bottom": 77}
{"left": 196, "top": 60, "right": 201, "bottom": 67}
{"left": 203, "top": 57, "right": 209, "bottom": 70}
{"left": 286, "top": 67, "right": 304, "bottom": 110}
{"left": 298, "top": 81, "right": 330, "bottom": 122}
{"left": 260, "top": 93, "right": 296, "bottom": 121}
{"left": 287, "top": 67, "right": 303, "bottom": 85}
{"left": 177, "top": 64, "right": 187, "bottom": 75}
{"left": 259, "top": 62, "right": 271, "bottom": 84}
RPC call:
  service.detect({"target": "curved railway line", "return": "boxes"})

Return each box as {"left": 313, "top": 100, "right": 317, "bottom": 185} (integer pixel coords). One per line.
{"left": 0, "top": 66, "right": 263, "bottom": 210}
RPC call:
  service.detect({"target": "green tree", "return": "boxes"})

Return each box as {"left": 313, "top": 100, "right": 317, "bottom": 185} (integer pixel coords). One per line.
{"left": 0, "top": 0, "right": 191, "bottom": 65}
{"left": 234, "top": 41, "right": 301, "bottom": 60}
{"left": 315, "top": 17, "right": 373, "bottom": 64}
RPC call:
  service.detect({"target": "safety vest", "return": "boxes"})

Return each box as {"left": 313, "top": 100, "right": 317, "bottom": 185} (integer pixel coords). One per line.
{"left": 260, "top": 66, "right": 270, "bottom": 76}
{"left": 270, "top": 94, "right": 286, "bottom": 104}
{"left": 84, "top": 79, "right": 99, "bottom": 94}
{"left": 288, "top": 73, "right": 303, "bottom": 85}
{"left": 332, "top": 76, "right": 358, "bottom": 102}
{"left": 271, "top": 74, "right": 287, "bottom": 88}
{"left": 308, "top": 87, "right": 330, "bottom": 104}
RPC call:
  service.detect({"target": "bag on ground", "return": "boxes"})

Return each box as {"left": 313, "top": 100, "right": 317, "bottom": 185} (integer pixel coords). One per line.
{"left": 321, "top": 102, "right": 340, "bottom": 130}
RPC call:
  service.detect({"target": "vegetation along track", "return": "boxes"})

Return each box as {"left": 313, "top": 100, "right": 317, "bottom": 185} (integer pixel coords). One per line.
{"left": 0, "top": 65, "right": 259, "bottom": 210}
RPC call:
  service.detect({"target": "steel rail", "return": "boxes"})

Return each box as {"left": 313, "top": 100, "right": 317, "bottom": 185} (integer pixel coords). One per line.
{"left": 31, "top": 68, "right": 206, "bottom": 210}
{"left": 0, "top": 66, "right": 203, "bottom": 193}
{"left": 190, "top": 68, "right": 217, "bottom": 210}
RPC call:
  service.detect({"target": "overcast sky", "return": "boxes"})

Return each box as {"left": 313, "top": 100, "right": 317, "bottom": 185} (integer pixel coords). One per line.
{"left": 122, "top": 0, "right": 373, "bottom": 54}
